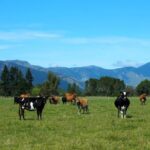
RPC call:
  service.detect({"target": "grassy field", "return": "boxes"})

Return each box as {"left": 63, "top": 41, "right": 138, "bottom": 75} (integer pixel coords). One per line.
{"left": 0, "top": 96, "right": 150, "bottom": 150}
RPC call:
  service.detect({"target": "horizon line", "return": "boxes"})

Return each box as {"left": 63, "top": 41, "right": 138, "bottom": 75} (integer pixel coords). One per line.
{"left": 0, "top": 59, "right": 147, "bottom": 70}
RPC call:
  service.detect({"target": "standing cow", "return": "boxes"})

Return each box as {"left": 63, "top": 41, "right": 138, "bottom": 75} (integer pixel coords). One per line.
{"left": 114, "top": 92, "right": 130, "bottom": 118}
{"left": 139, "top": 93, "right": 147, "bottom": 105}
{"left": 62, "top": 93, "right": 76, "bottom": 104}
{"left": 76, "top": 97, "right": 89, "bottom": 114}
{"left": 14, "top": 96, "right": 47, "bottom": 120}
{"left": 49, "top": 96, "right": 59, "bottom": 104}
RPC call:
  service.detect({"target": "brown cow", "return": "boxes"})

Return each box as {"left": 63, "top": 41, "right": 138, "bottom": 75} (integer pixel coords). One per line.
{"left": 20, "top": 93, "right": 30, "bottom": 98}
{"left": 14, "top": 93, "right": 30, "bottom": 104}
{"left": 76, "top": 97, "right": 89, "bottom": 114}
{"left": 62, "top": 93, "right": 76, "bottom": 104}
{"left": 49, "top": 96, "right": 60, "bottom": 104}
{"left": 139, "top": 93, "right": 147, "bottom": 105}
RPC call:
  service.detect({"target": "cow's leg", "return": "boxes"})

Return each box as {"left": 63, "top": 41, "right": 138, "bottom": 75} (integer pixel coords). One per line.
{"left": 141, "top": 99, "right": 144, "bottom": 105}
{"left": 83, "top": 106, "right": 87, "bottom": 114}
{"left": 144, "top": 98, "right": 146, "bottom": 105}
{"left": 37, "top": 110, "right": 43, "bottom": 120}
{"left": 122, "top": 109, "right": 124, "bottom": 118}
{"left": 19, "top": 107, "right": 22, "bottom": 120}
{"left": 86, "top": 105, "right": 89, "bottom": 113}
{"left": 82, "top": 107, "right": 85, "bottom": 114}
{"left": 124, "top": 110, "right": 127, "bottom": 118}
{"left": 77, "top": 108, "right": 80, "bottom": 115}
{"left": 37, "top": 110, "right": 40, "bottom": 120}
{"left": 117, "top": 107, "right": 120, "bottom": 118}
{"left": 77, "top": 105, "right": 81, "bottom": 114}
{"left": 22, "top": 109, "right": 25, "bottom": 120}
{"left": 122, "top": 109, "right": 126, "bottom": 118}
{"left": 19, "top": 106, "right": 25, "bottom": 120}
{"left": 39, "top": 110, "right": 42, "bottom": 120}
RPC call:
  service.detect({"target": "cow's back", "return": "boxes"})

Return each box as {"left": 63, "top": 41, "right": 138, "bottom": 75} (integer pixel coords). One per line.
{"left": 65, "top": 93, "right": 76, "bottom": 102}
{"left": 78, "top": 98, "right": 88, "bottom": 106}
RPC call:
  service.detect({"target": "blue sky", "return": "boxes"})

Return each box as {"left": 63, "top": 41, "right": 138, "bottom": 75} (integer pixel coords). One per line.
{"left": 0, "top": 0, "right": 150, "bottom": 68}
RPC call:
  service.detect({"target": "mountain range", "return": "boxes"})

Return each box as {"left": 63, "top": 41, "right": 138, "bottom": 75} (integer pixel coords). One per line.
{"left": 0, "top": 60, "right": 150, "bottom": 89}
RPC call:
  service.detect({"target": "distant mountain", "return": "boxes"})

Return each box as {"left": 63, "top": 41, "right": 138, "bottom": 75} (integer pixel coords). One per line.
{"left": 0, "top": 60, "right": 150, "bottom": 89}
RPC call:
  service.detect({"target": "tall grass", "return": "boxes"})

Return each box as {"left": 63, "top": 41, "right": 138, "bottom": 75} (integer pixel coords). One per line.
{"left": 0, "top": 97, "right": 150, "bottom": 150}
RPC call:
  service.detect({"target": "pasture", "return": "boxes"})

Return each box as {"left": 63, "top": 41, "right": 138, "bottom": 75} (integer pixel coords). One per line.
{"left": 0, "top": 97, "right": 150, "bottom": 150}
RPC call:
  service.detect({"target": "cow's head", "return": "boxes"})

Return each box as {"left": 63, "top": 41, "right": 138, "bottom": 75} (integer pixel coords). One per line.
{"left": 120, "top": 91, "right": 128, "bottom": 100}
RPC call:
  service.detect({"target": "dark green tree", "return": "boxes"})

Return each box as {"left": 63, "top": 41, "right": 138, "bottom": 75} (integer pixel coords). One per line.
{"left": 0, "top": 66, "right": 34, "bottom": 96}
{"left": 125, "top": 86, "right": 136, "bottom": 96}
{"left": 136, "top": 79, "right": 150, "bottom": 95}
{"left": 84, "top": 76, "right": 125, "bottom": 96}
{"left": 0, "top": 65, "right": 10, "bottom": 96}
{"left": 67, "top": 83, "right": 82, "bottom": 95}
{"left": 15, "top": 70, "right": 28, "bottom": 95}
{"left": 25, "top": 68, "right": 33, "bottom": 93}
{"left": 84, "top": 79, "right": 98, "bottom": 95}
{"left": 9, "top": 67, "right": 19, "bottom": 95}
{"left": 40, "top": 72, "right": 60, "bottom": 96}
{"left": 98, "top": 77, "right": 125, "bottom": 96}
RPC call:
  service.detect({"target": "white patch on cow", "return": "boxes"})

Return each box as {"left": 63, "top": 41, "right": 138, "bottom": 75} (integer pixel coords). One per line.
{"left": 121, "top": 106, "right": 126, "bottom": 110}
{"left": 123, "top": 92, "right": 126, "bottom": 96}
{"left": 121, "top": 113, "right": 123, "bottom": 118}
{"left": 120, "top": 106, "right": 126, "bottom": 118}
{"left": 30, "top": 102, "right": 34, "bottom": 110}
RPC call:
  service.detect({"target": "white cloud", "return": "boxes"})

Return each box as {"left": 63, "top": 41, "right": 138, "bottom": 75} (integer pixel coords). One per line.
{"left": 1, "top": 30, "right": 150, "bottom": 49}
{"left": 0, "top": 30, "right": 62, "bottom": 41}
{"left": 61, "top": 36, "right": 150, "bottom": 47}
{"left": 113, "top": 60, "right": 143, "bottom": 68}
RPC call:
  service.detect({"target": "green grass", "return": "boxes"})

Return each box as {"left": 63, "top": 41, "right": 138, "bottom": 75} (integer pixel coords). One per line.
{"left": 0, "top": 96, "right": 150, "bottom": 150}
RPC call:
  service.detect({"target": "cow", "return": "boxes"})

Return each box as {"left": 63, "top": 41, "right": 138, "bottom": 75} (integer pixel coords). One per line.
{"left": 139, "top": 93, "right": 147, "bottom": 105}
{"left": 14, "top": 96, "right": 47, "bottom": 120}
{"left": 76, "top": 97, "right": 89, "bottom": 114}
{"left": 20, "top": 93, "right": 30, "bottom": 98}
{"left": 49, "top": 96, "right": 59, "bottom": 104}
{"left": 114, "top": 91, "right": 130, "bottom": 118}
{"left": 62, "top": 96, "right": 67, "bottom": 104}
{"left": 62, "top": 93, "right": 76, "bottom": 104}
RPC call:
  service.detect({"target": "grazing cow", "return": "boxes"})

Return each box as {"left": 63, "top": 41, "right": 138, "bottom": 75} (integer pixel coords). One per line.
{"left": 49, "top": 96, "right": 59, "bottom": 104}
{"left": 14, "top": 96, "right": 47, "bottom": 120}
{"left": 139, "top": 93, "right": 147, "bottom": 105}
{"left": 114, "top": 92, "right": 130, "bottom": 118}
{"left": 76, "top": 97, "right": 89, "bottom": 114}
{"left": 62, "top": 93, "right": 76, "bottom": 104}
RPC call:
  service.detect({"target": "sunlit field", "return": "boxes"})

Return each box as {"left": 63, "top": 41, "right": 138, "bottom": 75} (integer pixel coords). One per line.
{"left": 0, "top": 96, "right": 150, "bottom": 150}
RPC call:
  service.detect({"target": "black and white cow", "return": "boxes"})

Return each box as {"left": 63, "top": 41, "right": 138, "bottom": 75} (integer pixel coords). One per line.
{"left": 114, "top": 91, "right": 130, "bottom": 118}
{"left": 14, "top": 96, "right": 47, "bottom": 120}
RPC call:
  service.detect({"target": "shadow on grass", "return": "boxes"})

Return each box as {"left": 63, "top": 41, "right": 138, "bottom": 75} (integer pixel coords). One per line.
{"left": 20, "top": 118, "right": 40, "bottom": 121}
{"left": 126, "top": 115, "right": 133, "bottom": 118}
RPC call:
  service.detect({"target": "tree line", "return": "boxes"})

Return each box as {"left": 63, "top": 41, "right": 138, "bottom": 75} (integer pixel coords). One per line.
{"left": 0, "top": 65, "right": 61, "bottom": 97}
{"left": 85, "top": 77, "right": 125, "bottom": 96}
{"left": 1, "top": 65, "right": 150, "bottom": 96}
{"left": 0, "top": 65, "right": 33, "bottom": 96}
{"left": 85, "top": 77, "right": 150, "bottom": 96}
